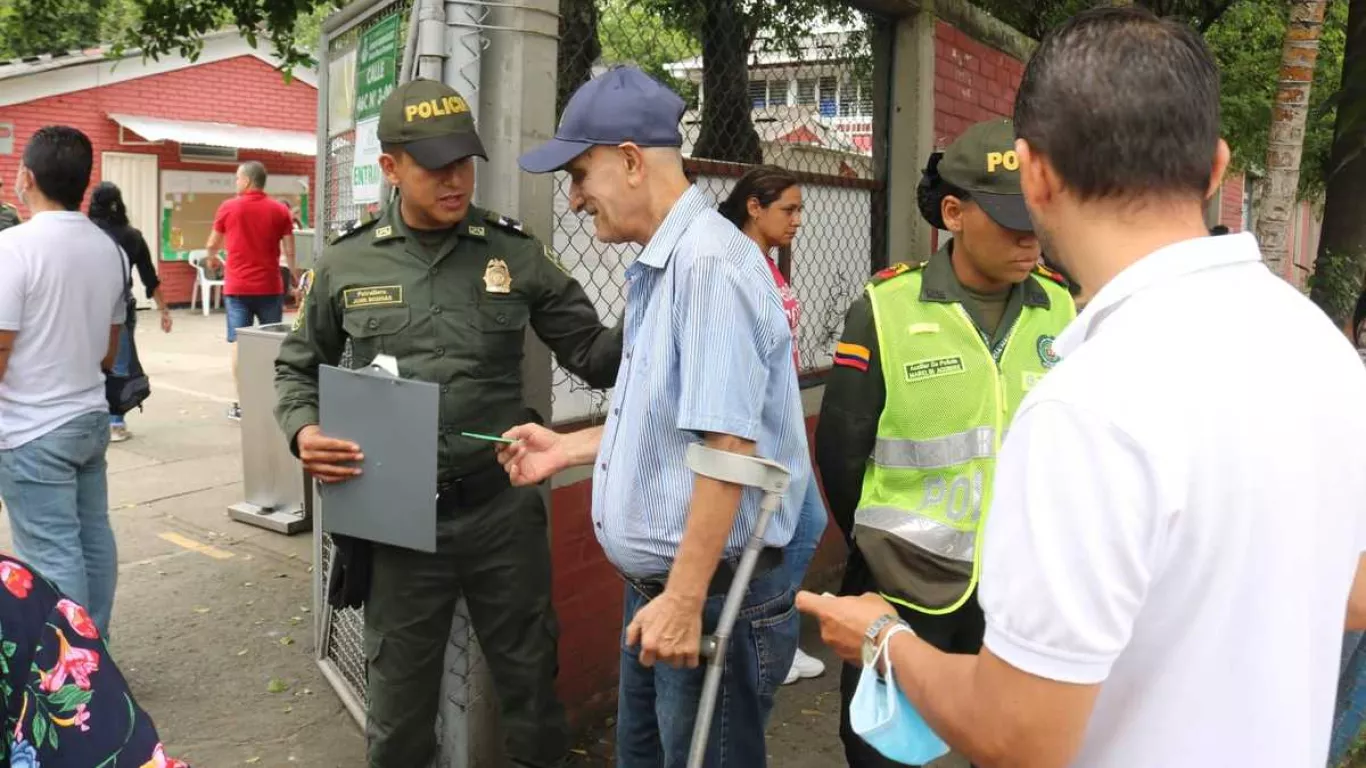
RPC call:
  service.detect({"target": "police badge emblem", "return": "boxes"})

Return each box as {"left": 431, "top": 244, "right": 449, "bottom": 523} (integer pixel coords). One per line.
{"left": 1037, "top": 335, "right": 1060, "bottom": 368}
{"left": 483, "top": 259, "right": 512, "bottom": 294}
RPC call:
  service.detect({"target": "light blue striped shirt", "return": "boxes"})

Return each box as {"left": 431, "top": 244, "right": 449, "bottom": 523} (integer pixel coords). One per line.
{"left": 591, "top": 186, "right": 810, "bottom": 578}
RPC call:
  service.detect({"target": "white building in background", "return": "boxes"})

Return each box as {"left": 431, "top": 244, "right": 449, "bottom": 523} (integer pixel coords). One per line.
{"left": 664, "top": 24, "right": 875, "bottom": 175}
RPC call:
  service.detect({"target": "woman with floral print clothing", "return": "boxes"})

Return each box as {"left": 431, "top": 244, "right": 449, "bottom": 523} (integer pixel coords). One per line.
{"left": 0, "top": 555, "right": 185, "bottom": 767}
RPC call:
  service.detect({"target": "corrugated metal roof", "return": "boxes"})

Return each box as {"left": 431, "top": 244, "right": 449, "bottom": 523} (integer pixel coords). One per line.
{"left": 0, "top": 31, "right": 317, "bottom": 89}
{"left": 0, "top": 46, "right": 115, "bottom": 81}
{"left": 109, "top": 113, "right": 316, "bottom": 156}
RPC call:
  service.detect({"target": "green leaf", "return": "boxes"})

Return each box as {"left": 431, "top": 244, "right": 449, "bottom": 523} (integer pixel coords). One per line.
{"left": 46, "top": 684, "right": 93, "bottom": 713}
{"left": 4, "top": 641, "right": 18, "bottom": 658}
{"left": 266, "top": 678, "right": 290, "bottom": 694}
{"left": 32, "top": 715, "right": 47, "bottom": 751}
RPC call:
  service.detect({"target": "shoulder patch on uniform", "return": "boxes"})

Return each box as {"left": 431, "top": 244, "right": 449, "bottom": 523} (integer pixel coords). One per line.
{"left": 331, "top": 217, "right": 377, "bottom": 244}
{"left": 833, "top": 342, "right": 871, "bottom": 373}
{"left": 291, "top": 270, "right": 315, "bottom": 332}
{"left": 1033, "top": 263, "right": 1069, "bottom": 287}
{"left": 488, "top": 213, "right": 530, "bottom": 237}
{"left": 869, "top": 261, "right": 922, "bottom": 286}
{"left": 542, "top": 244, "right": 570, "bottom": 275}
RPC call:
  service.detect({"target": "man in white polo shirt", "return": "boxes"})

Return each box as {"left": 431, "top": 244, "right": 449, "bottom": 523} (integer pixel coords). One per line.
{"left": 798, "top": 8, "right": 1366, "bottom": 767}
{"left": 0, "top": 126, "right": 125, "bottom": 638}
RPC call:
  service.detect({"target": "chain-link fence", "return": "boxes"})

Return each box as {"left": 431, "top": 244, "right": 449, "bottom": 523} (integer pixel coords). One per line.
{"left": 550, "top": 0, "right": 887, "bottom": 425}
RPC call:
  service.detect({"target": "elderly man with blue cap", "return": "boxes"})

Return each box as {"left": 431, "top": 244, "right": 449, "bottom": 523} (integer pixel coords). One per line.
{"left": 498, "top": 67, "right": 812, "bottom": 765}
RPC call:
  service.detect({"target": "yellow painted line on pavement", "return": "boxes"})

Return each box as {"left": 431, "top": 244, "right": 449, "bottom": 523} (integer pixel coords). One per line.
{"left": 158, "top": 531, "right": 235, "bottom": 560}
{"left": 121, "top": 549, "right": 194, "bottom": 571}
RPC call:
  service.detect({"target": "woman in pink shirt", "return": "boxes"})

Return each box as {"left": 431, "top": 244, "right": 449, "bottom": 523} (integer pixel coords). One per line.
{"left": 719, "top": 167, "right": 829, "bottom": 685}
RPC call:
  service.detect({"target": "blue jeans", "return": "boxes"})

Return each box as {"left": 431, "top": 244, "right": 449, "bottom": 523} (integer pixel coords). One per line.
{"left": 0, "top": 411, "right": 117, "bottom": 637}
{"left": 616, "top": 563, "right": 798, "bottom": 768}
{"left": 1331, "top": 631, "right": 1366, "bottom": 765}
{"left": 225, "top": 294, "right": 284, "bottom": 342}
{"left": 110, "top": 308, "right": 136, "bottom": 428}
{"left": 785, "top": 478, "right": 829, "bottom": 591}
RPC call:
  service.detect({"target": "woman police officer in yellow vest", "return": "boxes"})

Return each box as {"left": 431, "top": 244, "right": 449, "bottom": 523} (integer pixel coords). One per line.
{"left": 814, "top": 118, "right": 1075, "bottom": 767}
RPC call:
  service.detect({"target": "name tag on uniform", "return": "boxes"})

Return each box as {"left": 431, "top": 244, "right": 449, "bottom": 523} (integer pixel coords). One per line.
{"left": 343, "top": 285, "right": 405, "bottom": 309}
{"left": 904, "top": 356, "right": 965, "bottom": 383}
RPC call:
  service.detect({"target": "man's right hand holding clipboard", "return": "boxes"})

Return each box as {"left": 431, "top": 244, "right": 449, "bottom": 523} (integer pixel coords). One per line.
{"left": 296, "top": 424, "right": 364, "bottom": 483}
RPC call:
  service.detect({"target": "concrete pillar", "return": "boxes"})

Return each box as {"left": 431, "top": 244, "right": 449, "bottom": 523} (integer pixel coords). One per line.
{"left": 431, "top": 0, "right": 560, "bottom": 764}
{"left": 882, "top": 1, "right": 937, "bottom": 263}
{"left": 478, "top": 0, "right": 560, "bottom": 429}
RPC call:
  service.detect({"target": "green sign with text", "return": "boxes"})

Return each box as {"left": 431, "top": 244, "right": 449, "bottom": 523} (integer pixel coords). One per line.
{"left": 354, "top": 14, "right": 400, "bottom": 123}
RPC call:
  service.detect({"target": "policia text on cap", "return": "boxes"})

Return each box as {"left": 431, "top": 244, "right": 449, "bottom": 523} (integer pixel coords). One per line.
{"left": 273, "top": 79, "right": 623, "bottom": 768}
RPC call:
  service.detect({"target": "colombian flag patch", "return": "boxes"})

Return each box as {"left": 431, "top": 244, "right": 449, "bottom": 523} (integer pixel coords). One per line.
{"left": 834, "top": 342, "right": 871, "bottom": 372}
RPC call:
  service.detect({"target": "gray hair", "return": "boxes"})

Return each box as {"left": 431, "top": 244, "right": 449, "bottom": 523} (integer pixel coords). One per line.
{"left": 238, "top": 161, "right": 268, "bottom": 190}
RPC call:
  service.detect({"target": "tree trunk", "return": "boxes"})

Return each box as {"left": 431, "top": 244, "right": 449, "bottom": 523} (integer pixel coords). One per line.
{"left": 1309, "top": 0, "right": 1366, "bottom": 327}
{"left": 691, "top": 0, "right": 763, "bottom": 164}
{"left": 557, "top": 0, "right": 601, "bottom": 117}
{"left": 1256, "top": 0, "right": 1329, "bottom": 280}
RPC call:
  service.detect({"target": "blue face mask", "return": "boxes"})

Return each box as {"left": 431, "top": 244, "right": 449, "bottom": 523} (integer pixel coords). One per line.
{"left": 849, "top": 627, "right": 950, "bottom": 765}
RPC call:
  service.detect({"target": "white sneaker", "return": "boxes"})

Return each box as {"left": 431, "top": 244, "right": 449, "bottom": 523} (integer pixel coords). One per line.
{"left": 109, "top": 425, "right": 131, "bottom": 443}
{"left": 782, "top": 647, "right": 826, "bottom": 685}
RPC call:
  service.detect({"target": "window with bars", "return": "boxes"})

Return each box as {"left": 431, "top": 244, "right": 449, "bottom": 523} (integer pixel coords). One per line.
{"left": 840, "top": 73, "right": 873, "bottom": 117}
{"left": 749, "top": 79, "right": 768, "bottom": 108}
{"left": 797, "top": 78, "right": 817, "bottom": 107}
{"left": 818, "top": 76, "right": 838, "bottom": 117}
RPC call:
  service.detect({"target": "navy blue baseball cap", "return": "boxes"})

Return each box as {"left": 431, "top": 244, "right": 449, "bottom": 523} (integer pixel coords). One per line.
{"left": 518, "top": 66, "right": 686, "bottom": 174}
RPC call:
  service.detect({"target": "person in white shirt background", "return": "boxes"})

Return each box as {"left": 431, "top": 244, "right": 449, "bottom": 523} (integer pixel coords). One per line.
{"left": 0, "top": 126, "right": 126, "bottom": 640}
{"left": 798, "top": 7, "right": 1366, "bottom": 768}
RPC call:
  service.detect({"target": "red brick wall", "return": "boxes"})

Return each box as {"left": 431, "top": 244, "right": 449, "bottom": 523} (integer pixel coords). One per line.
{"left": 550, "top": 414, "right": 843, "bottom": 727}
{"left": 934, "top": 21, "right": 1025, "bottom": 146}
{"left": 0, "top": 55, "right": 316, "bottom": 305}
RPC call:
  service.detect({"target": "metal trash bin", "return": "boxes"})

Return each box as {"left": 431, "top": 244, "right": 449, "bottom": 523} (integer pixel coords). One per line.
{"left": 293, "top": 229, "right": 317, "bottom": 271}
{"left": 229, "top": 323, "right": 311, "bottom": 535}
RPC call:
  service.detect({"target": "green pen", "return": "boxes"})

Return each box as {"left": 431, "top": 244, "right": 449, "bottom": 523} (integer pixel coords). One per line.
{"left": 460, "top": 431, "right": 519, "bottom": 445}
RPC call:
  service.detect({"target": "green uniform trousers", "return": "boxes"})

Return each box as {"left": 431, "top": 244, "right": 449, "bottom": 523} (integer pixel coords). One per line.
{"left": 363, "top": 484, "right": 567, "bottom": 768}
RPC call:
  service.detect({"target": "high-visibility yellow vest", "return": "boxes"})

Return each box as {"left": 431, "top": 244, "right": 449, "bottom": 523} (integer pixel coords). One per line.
{"left": 853, "top": 265, "right": 1075, "bottom": 614}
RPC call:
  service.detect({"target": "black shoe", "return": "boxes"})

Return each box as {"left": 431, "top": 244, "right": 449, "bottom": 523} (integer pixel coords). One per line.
{"left": 227, "top": 403, "right": 242, "bottom": 421}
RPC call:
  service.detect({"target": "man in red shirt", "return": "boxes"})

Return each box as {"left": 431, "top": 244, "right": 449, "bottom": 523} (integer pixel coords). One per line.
{"left": 204, "top": 161, "right": 296, "bottom": 420}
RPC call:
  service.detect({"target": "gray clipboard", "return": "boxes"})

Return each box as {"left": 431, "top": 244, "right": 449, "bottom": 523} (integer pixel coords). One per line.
{"left": 319, "top": 362, "right": 439, "bottom": 552}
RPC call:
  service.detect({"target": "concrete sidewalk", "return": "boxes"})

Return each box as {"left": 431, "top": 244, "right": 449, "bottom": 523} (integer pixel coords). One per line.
{"left": 0, "top": 308, "right": 946, "bottom": 767}
{"left": 0, "top": 310, "right": 364, "bottom": 766}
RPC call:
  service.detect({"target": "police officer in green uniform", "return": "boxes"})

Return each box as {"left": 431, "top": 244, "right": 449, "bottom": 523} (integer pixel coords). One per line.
{"left": 815, "top": 119, "right": 1075, "bottom": 767}
{"left": 0, "top": 180, "right": 22, "bottom": 232}
{"left": 274, "top": 79, "right": 621, "bottom": 768}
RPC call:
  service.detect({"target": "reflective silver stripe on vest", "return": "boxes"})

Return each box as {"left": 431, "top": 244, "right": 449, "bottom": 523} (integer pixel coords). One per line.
{"left": 855, "top": 506, "right": 976, "bottom": 562}
{"left": 872, "top": 426, "right": 995, "bottom": 469}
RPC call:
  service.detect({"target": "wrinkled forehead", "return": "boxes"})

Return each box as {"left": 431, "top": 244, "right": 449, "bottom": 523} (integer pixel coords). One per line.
{"left": 567, "top": 145, "right": 620, "bottom": 178}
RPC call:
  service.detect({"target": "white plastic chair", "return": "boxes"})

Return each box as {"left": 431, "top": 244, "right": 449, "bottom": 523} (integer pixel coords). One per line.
{"left": 188, "top": 250, "right": 225, "bottom": 317}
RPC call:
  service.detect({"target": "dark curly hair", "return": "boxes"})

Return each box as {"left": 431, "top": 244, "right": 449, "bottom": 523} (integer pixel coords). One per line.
{"left": 88, "top": 181, "right": 130, "bottom": 229}
{"left": 916, "top": 152, "right": 971, "bottom": 231}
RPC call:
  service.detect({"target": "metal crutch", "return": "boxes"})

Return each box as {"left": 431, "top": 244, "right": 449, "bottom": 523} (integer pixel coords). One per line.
{"left": 683, "top": 443, "right": 792, "bottom": 768}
